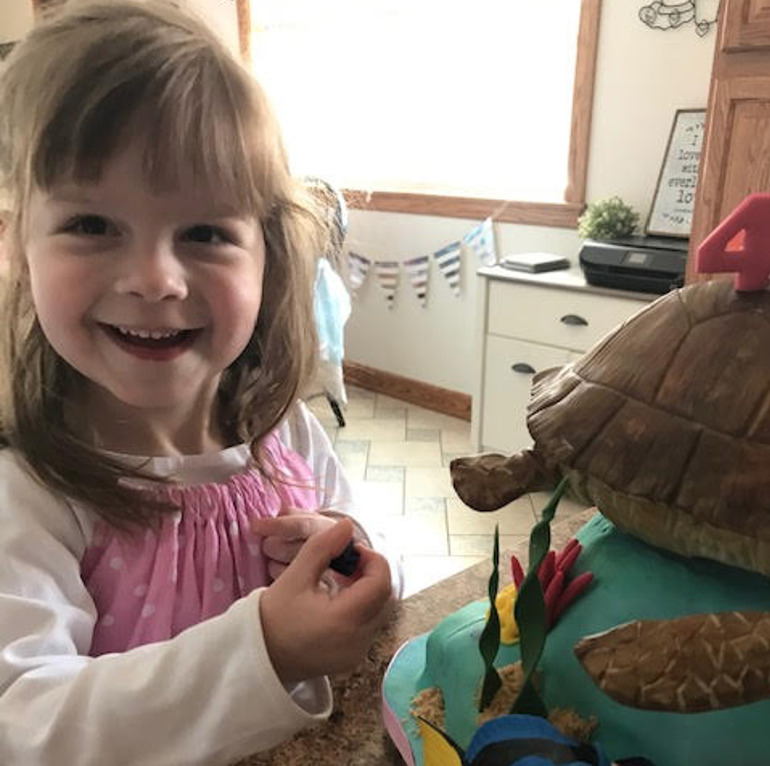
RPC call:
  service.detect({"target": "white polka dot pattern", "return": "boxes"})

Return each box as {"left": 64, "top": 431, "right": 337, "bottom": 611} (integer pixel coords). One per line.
{"left": 80, "top": 434, "right": 320, "bottom": 657}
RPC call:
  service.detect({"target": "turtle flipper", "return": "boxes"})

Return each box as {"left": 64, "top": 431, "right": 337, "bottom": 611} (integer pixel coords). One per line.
{"left": 574, "top": 611, "right": 770, "bottom": 713}
{"left": 450, "top": 449, "right": 557, "bottom": 512}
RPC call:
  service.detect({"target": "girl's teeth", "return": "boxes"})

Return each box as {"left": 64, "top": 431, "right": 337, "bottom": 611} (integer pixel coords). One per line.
{"left": 117, "top": 326, "right": 181, "bottom": 339}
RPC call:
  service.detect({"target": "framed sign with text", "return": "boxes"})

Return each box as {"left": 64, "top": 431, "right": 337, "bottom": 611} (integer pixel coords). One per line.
{"left": 646, "top": 108, "right": 706, "bottom": 238}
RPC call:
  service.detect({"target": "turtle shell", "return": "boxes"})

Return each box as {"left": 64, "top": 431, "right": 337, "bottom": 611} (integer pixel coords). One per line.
{"left": 527, "top": 279, "right": 770, "bottom": 577}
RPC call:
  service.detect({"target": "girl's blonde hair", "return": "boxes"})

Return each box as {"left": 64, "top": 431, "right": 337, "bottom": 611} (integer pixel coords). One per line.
{"left": 0, "top": 0, "right": 325, "bottom": 527}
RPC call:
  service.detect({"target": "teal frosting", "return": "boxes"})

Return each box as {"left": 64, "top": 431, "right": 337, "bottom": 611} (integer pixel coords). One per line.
{"left": 383, "top": 513, "right": 770, "bottom": 766}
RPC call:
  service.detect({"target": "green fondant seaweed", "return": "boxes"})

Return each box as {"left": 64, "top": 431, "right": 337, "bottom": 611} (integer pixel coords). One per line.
{"left": 478, "top": 525, "right": 502, "bottom": 711}
{"left": 511, "top": 478, "right": 568, "bottom": 717}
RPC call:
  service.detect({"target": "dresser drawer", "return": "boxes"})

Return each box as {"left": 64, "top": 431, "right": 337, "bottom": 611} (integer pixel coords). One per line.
{"left": 481, "top": 335, "right": 572, "bottom": 453}
{"left": 487, "top": 280, "right": 649, "bottom": 352}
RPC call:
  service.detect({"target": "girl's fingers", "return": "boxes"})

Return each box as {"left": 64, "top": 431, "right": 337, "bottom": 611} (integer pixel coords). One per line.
{"left": 277, "top": 520, "right": 392, "bottom": 621}
{"left": 252, "top": 512, "right": 335, "bottom": 541}
{"left": 267, "top": 560, "right": 288, "bottom": 581}
{"left": 279, "top": 518, "right": 356, "bottom": 589}
{"left": 333, "top": 545, "right": 393, "bottom": 623}
{"left": 261, "top": 535, "right": 304, "bottom": 563}
{"left": 252, "top": 514, "right": 317, "bottom": 540}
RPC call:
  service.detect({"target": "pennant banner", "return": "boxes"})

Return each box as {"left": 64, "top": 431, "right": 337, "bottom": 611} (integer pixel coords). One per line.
{"left": 346, "top": 218, "right": 497, "bottom": 305}
{"left": 347, "top": 251, "right": 371, "bottom": 292}
{"left": 402, "top": 254, "right": 430, "bottom": 307}
{"left": 433, "top": 241, "right": 462, "bottom": 297}
{"left": 462, "top": 216, "right": 498, "bottom": 267}
{"left": 374, "top": 260, "right": 399, "bottom": 308}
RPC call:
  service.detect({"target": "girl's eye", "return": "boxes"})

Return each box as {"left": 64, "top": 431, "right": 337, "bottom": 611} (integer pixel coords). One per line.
{"left": 182, "top": 225, "right": 231, "bottom": 245}
{"left": 63, "top": 215, "right": 117, "bottom": 236}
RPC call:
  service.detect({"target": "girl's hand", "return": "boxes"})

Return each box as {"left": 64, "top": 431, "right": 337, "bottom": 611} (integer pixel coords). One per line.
{"left": 259, "top": 518, "right": 394, "bottom": 683}
{"left": 252, "top": 509, "right": 339, "bottom": 581}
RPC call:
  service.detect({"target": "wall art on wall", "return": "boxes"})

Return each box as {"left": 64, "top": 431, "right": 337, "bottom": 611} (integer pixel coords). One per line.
{"left": 638, "top": 0, "right": 718, "bottom": 37}
{"left": 647, "top": 108, "right": 706, "bottom": 238}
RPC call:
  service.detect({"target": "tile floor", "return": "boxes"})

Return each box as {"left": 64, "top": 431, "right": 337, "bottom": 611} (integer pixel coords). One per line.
{"left": 306, "top": 385, "right": 589, "bottom": 597}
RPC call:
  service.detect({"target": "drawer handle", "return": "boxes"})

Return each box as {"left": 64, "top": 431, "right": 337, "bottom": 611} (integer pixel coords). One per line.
{"left": 560, "top": 313, "right": 588, "bottom": 326}
{"left": 511, "top": 362, "right": 536, "bottom": 374}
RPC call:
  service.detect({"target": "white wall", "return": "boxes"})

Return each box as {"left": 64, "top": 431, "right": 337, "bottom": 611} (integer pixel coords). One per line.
{"left": 0, "top": 1, "right": 239, "bottom": 52}
{"left": 344, "top": 0, "right": 716, "bottom": 395}
{"left": 0, "top": 1, "right": 33, "bottom": 42}
{"left": 185, "top": 0, "right": 239, "bottom": 55}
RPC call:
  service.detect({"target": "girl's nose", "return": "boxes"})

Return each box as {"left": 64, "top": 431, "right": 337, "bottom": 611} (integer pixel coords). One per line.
{"left": 114, "top": 241, "right": 188, "bottom": 302}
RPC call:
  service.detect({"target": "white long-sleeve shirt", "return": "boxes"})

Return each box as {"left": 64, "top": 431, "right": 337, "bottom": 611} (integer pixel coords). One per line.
{"left": 0, "top": 402, "right": 401, "bottom": 765}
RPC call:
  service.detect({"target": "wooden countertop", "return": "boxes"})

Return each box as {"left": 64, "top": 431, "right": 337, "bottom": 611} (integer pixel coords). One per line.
{"left": 241, "top": 508, "right": 596, "bottom": 766}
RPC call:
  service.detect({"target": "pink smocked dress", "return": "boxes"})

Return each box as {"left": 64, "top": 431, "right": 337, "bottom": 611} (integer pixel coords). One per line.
{"left": 81, "top": 434, "right": 318, "bottom": 656}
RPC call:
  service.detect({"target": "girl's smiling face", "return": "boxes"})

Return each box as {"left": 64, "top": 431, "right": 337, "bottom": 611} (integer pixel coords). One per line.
{"left": 23, "top": 139, "right": 266, "bottom": 455}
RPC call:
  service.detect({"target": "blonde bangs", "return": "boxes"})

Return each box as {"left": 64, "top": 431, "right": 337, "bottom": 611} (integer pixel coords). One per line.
{"left": 25, "top": 36, "right": 280, "bottom": 220}
{"left": 144, "top": 57, "right": 281, "bottom": 220}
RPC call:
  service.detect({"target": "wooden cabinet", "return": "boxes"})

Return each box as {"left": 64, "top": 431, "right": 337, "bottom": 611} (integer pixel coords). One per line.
{"left": 471, "top": 267, "right": 652, "bottom": 454}
{"left": 687, "top": 0, "right": 770, "bottom": 282}
{"left": 722, "top": 0, "right": 770, "bottom": 49}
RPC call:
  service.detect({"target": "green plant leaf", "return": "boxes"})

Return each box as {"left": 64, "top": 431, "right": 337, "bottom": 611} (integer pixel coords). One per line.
{"left": 577, "top": 196, "right": 639, "bottom": 240}
{"left": 478, "top": 524, "right": 502, "bottom": 711}
{"left": 511, "top": 478, "right": 569, "bottom": 717}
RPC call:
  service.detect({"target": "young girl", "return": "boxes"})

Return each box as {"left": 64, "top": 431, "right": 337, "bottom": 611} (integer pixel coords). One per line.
{"left": 0, "top": 1, "right": 401, "bottom": 763}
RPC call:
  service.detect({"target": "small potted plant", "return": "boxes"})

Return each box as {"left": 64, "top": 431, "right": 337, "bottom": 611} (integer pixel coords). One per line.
{"left": 578, "top": 196, "right": 639, "bottom": 241}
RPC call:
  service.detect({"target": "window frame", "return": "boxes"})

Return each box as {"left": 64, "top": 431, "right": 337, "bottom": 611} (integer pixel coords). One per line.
{"left": 239, "top": 0, "right": 601, "bottom": 227}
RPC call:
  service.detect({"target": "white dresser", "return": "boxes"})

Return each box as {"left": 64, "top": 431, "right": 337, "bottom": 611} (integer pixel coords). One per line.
{"left": 472, "top": 265, "right": 655, "bottom": 454}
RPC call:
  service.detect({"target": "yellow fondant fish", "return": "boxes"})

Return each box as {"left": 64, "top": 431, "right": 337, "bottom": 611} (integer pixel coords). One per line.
{"left": 417, "top": 717, "right": 464, "bottom": 766}
{"left": 488, "top": 582, "right": 519, "bottom": 644}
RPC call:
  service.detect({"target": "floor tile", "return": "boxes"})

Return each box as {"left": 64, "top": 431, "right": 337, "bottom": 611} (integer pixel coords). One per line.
{"left": 350, "top": 478, "right": 404, "bottom": 518}
{"left": 374, "top": 407, "right": 410, "bottom": 420}
{"left": 368, "top": 440, "right": 443, "bottom": 468}
{"left": 446, "top": 495, "right": 536, "bottom": 536}
{"left": 407, "top": 406, "right": 470, "bottom": 432}
{"left": 401, "top": 555, "right": 485, "bottom": 598}
{"left": 365, "top": 466, "right": 405, "bottom": 483}
{"left": 449, "top": 534, "right": 529, "bottom": 558}
{"left": 440, "top": 428, "right": 475, "bottom": 455}
{"left": 407, "top": 428, "right": 441, "bottom": 442}
{"left": 528, "top": 490, "right": 590, "bottom": 521}
{"left": 375, "top": 393, "right": 410, "bottom": 412}
{"left": 404, "top": 496, "right": 446, "bottom": 514}
{"left": 386, "top": 505, "right": 449, "bottom": 556}
{"left": 343, "top": 387, "right": 377, "bottom": 419}
{"left": 336, "top": 416, "right": 406, "bottom": 443}
{"left": 405, "top": 466, "right": 455, "bottom": 498}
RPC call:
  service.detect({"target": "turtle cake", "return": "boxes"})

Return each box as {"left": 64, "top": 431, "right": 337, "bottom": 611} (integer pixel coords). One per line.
{"left": 382, "top": 194, "right": 770, "bottom": 766}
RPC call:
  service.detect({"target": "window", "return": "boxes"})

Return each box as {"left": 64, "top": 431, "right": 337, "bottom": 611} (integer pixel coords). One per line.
{"left": 246, "top": 0, "right": 600, "bottom": 225}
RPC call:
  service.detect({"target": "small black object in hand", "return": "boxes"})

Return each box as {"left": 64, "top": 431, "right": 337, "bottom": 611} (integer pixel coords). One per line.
{"left": 329, "top": 541, "right": 360, "bottom": 576}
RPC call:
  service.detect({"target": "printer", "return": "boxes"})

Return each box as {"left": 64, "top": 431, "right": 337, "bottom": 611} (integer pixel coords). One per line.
{"left": 579, "top": 236, "right": 688, "bottom": 295}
